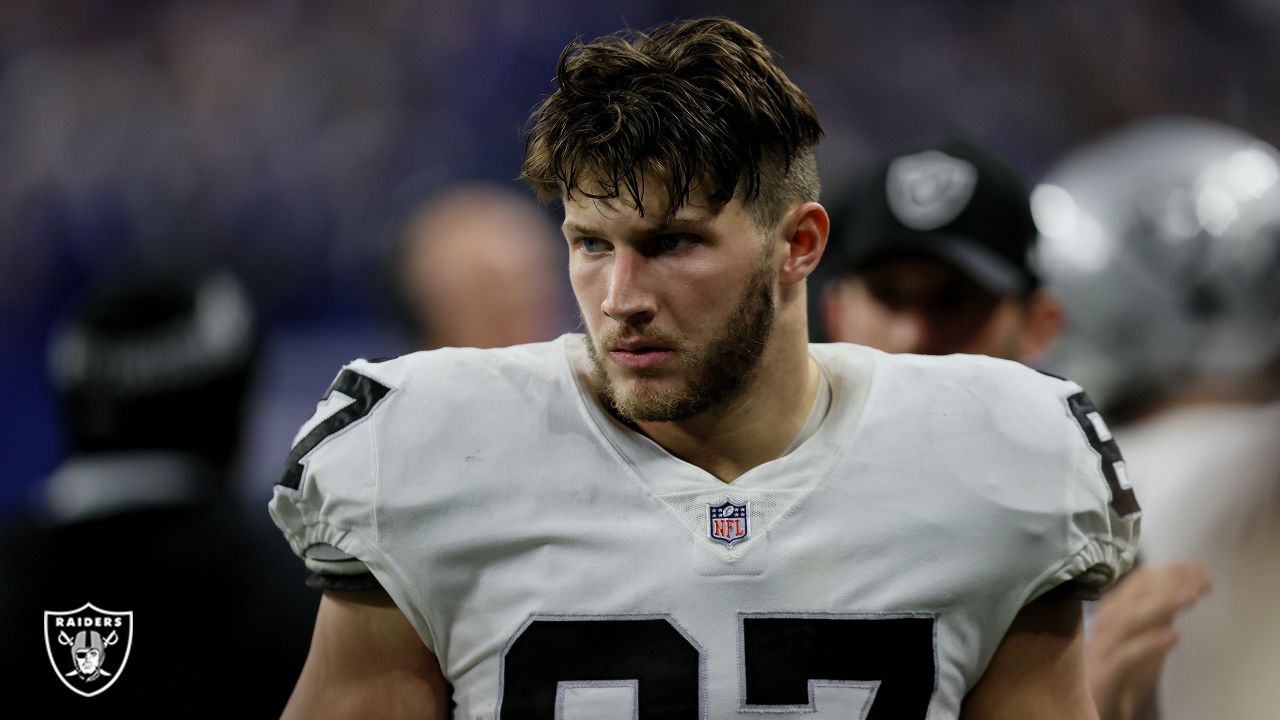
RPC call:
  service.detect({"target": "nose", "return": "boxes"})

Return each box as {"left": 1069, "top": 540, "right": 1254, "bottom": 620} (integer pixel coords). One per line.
{"left": 600, "top": 249, "right": 656, "bottom": 326}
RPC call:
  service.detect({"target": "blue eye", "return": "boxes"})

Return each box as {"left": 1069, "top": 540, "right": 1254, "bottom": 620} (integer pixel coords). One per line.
{"left": 579, "top": 237, "right": 607, "bottom": 254}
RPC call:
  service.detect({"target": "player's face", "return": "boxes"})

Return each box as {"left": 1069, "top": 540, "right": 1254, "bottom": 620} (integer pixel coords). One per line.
{"left": 565, "top": 184, "right": 777, "bottom": 422}
{"left": 826, "top": 255, "right": 1027, "bottom": 358}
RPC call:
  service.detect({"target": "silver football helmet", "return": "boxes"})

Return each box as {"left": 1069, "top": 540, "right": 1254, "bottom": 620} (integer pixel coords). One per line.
{"left": 1032, "top": 116, "right": 1280, "bottom": 415}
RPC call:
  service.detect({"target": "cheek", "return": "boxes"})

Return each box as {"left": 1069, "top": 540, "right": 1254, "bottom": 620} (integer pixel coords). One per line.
{"left": 966, "top": 303, "right": 1024, "bottom": 355}
{"left": 568, "top": 263, "right": 600, "bottom": 309}
{"left": 679, "top": 252, "right": 759, "bottom": 308}
{"left": 847, "top": 299, "right": 887, "bottom": 327}
{"left": 682, "top": 271, "right": 729, "bottom": 308}
{"left": 669, "top": 277, "right": 739, "bottom": 338}
{"left": 569, "top": 264, "right": 617, "bottom": 339}
{"left": 841, "top": 291, "right": 896, "bottom": 340}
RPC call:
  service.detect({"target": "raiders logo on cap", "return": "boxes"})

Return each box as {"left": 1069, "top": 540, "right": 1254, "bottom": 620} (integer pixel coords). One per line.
{"left": 885, "top": 150, "right": 978, "bottom": 231}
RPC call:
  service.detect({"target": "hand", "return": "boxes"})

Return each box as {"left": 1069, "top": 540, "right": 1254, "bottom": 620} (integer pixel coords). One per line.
{"left": 1085, "top": 562, "right": 1211, "bottom": 720}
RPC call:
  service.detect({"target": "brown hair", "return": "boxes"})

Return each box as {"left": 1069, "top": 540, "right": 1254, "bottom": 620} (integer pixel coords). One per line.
{"left": 522, "top": 17, "right": 822, "bottom": 228}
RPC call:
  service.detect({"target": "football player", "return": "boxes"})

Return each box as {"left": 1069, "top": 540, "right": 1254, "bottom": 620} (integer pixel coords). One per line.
{"left": 820, "top": 136, "right": 1211, "bottom": 720}
{"left": 271, "top": 18, "right": 1138, "bottom": 719}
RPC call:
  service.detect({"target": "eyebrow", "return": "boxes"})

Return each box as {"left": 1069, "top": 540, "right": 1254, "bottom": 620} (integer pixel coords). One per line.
{"left": 561, "top": 216, "right": 715, "bottom": 238}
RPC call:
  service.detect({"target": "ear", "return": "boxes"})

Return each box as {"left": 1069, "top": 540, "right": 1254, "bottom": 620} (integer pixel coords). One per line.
{"left": 777, "top": 201, "right": 829, "bottom": 288}
{"left": 1015, "top": 289, "right": 1065, "bottom": 364}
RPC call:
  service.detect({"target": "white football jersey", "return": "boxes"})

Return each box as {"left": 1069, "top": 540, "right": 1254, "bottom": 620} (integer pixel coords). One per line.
{"left": 270, "top": 334, "right": 1138, "bottom": 719}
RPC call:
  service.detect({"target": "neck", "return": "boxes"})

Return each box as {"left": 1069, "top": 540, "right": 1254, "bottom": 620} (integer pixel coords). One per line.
{"left": 633, "top": 312, "right": 820, "bottom": 483}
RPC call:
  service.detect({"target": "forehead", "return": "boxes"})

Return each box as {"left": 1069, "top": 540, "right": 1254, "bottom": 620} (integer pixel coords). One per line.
{"left": 560, "top": 177, "right": 748, "bottom": 237}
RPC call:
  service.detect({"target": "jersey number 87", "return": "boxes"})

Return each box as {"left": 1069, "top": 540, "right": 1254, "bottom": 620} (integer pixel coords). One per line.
{"left": 499, "top": 613, "right": 937, "bottom": 718}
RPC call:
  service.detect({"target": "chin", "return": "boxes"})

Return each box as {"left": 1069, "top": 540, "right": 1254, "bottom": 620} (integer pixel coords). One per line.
{"left": 610, "top": 379, "right": 683, "bottom": 417}
{"left": 613, "top": 374, "right": 681, "bottom": 401}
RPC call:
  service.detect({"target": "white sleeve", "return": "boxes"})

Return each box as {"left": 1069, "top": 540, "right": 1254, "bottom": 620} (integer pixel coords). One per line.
{"left": 268, "top": 361, "right": 395, "bottom": 582}
{"left": 1031, "top": 382, "right": 1141, "bottom": 601}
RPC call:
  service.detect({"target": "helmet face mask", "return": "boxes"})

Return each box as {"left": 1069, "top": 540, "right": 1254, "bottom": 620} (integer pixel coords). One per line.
{"left": 1033, "top": 117, "right": 1280, "bottom": 417}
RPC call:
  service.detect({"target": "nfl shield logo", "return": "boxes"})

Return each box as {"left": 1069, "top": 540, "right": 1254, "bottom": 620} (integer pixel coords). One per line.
{"left": 708, "top": 501, "right": 749, "bottom": 547}
{"left": 44, "top": 603, "right": 133, "bottom": 697}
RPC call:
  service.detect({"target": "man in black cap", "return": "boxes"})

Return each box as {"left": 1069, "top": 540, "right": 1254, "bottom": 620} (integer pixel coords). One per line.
{"left": 820, "top": 136, "right": 1212, "bottom": 720}
{"left": 820, "top": 136, "right": 1063, "bottom": 362}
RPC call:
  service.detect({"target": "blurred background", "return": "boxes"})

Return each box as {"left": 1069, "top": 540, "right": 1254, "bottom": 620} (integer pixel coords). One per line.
{"left": 3, "top": 0, "right": 1279, "bottom": 511}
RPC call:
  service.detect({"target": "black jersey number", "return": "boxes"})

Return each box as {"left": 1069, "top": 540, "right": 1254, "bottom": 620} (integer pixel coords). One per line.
{"left": 278, "top": 369, "right": 390, "bottom": 490}
{"left": 499, "top": 615, "right": 936, "bottom": 719}
{"left": 1066, "top": 391, "right": 1140, "bottom": 517}
{"left": 500, "top": 618, "right": 700, "bottom": 719}
{"left": 742, "top": 615, "right": 936, "bottom": 717}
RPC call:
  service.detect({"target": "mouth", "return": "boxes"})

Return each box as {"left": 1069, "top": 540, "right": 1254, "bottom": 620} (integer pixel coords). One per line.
{"left": 607, "top": 345, "right": 676, "bottom": 370}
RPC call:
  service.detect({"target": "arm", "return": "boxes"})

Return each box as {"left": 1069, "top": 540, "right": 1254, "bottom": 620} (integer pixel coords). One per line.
{"left": 961, "top": 588, "right": 1098, "bottom": 720}
{"left": 282, "top": 588, "right": 450, "bottom": 720}
{"left": 1085, "top": 562, "right": 1211, "bottom": 720}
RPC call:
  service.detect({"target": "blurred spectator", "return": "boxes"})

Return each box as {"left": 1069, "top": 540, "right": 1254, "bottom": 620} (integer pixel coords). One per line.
{"left": 820, "top": 135, "right": 1211, "bottom": 720}
{"left": 818, "top": 135, "right": 1063, "bottom": 360}
{"left": 1036, "top": 116, "right": 1280, "bottom": 720}
{"left": 0, "top": 270, "right": 316, "bottom": 714}
{"left": 390, "top": 183, "right": 567, "bottom": 349}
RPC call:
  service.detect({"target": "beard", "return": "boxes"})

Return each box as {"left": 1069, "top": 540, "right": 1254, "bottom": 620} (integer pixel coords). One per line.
{"left": 582, "top": 261, "right": 777, "bottom": 423}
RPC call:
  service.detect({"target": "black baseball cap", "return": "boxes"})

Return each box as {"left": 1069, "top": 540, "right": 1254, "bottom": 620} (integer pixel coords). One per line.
{"left": 48, "top": 271, "right": 259, "bottom": 461}
{"left": 831, "top": 136, "right": 1039, "bottom": 295}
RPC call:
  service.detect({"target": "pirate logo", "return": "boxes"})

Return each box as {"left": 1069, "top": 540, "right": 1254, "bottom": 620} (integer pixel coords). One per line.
{"left": 44, "top": 603, "right": 133, "bottom": 697}
{"left": 885, "top": 149, "right": 978, "bottom": 231}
